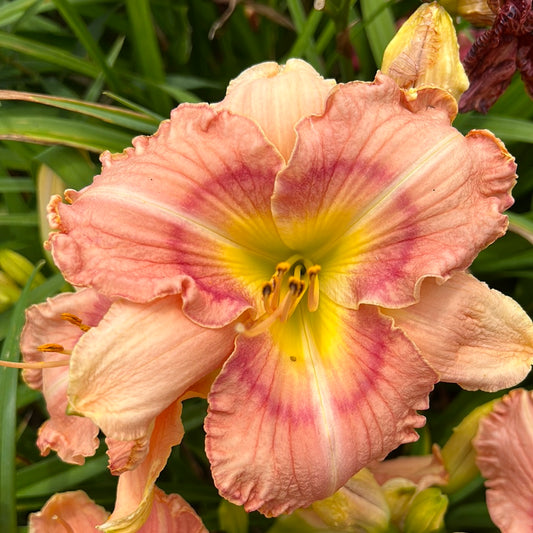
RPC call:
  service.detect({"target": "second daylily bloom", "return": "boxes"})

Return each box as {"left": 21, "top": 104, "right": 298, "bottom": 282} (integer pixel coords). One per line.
{"left": 43, "top": 59, "right": 531, "bottom": 515}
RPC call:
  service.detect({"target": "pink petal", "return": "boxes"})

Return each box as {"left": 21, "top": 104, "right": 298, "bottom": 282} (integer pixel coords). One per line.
{"left": 68, "top": 295, "right": 236, "bottom": 441}
{"left": 106, "top": 435, "right": 150, "bottom": 475}
{"left": 205, "top": 296, "right": 436, "bottom": 516}
{"left": 368, "top": 445, "right": 448, "bottom": 490}
{"left": 272, "top": 73, "right": 516, "bottom": 310}
{"left": 20, "top": 289, "right": 109, "bottom": 464}
{"left": 384, "top": 272, "right": 533, "bottom": 391}
{"left": 47, "top": 104, "right": 286, "bottom": 326}
{"left": 214, "top": 59, "right": 335, "bottom": 160}
{"left": 474, "top": 389, "right": 533, "bottom": 532}
{"left": 137, "top": 487, "right": 207, "bottom": 533}
{"left": 28, "top": 490, "right": 109, "bottom": 532}
{"left": 101, "top": 401, "right": 185, "bottom": 531}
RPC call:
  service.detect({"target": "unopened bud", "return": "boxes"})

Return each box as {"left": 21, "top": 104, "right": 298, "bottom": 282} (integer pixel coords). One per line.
{"left": 308, "top": 469, "right": 390, "bottom": 532}
{"left": 0, "top": 271, "right": 21, "bottom": 312}
{"left": 381, "top": 1, "right": 469, "bottom": 102}
{"left": 0, "top": 249, "right": 45, "bottom": 289}
{"left": 403, "top": 488, "right": 448, "bottom": 533}
{"left": 440, "top": 399, "right": 497, "bottom": 494}
{"left": 437, "top": 0, "right": 496, "bottom": 26}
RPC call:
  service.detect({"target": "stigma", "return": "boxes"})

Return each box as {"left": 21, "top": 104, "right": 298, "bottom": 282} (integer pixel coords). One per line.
{"left": 239, "top": 258, "right": 321, "bottom": 337}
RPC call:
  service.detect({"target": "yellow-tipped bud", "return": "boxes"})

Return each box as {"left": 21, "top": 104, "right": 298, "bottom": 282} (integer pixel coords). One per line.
{"left": 437, "top": 0, "right": 496, "bottom": 26}
{"left": 381, "top": 1, "right": 469, "bottom": 102}
{"left": 0, "top": 249, "right": 45, "bottom": 288}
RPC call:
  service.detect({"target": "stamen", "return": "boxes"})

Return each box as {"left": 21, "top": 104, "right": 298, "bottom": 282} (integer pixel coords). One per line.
{"left": 38, "top": 343, "right": 72, "bottom": 355}
{"left": 61, "top": 313, "right": 91, "bottom": 332}
{"left": 279, "top": 277, "right": 305, "bottom": 322}
{"left": 0, "top": 359, "right": 69, "bottom": 369}
{"left": 270, "top": 262, "right": 290, "bottom": 311}
{"left": 307, "top": 265, "right": 321, "bottom": 312}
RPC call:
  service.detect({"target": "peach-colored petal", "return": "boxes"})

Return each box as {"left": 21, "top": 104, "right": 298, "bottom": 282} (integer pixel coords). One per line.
{"left": 20, "top": 289, "right": 109, "bottom": 464}
{"left": 214, "top": 59, "right": 335, "bottom": 160}
{"left": 384, "top": 272, "right": 533, "bottom": 391}
{"left": 28, "top": 490, "right": 109, "bottom": 532}
{"left": 47, "top": 104, "right": 286, "bottom": 326}
{"left": 106, "top": 435, "right": 150, "bottom": 475}
{"left": 205, "top": 296, "right": 436, "bottom": 516}
{"left": 368, "top": 445, "right": 448, "bottom": 491}
{"left": 272, "top": 73, "right": 516, "bottom": 310}
{"left": 100, "top": 401, "right": 184, "bottom": 532}
{"left": 68, "top": 295, "right": 236, "bottom": 441}
{"left": 474, "top": 389, "right": 533, "bottom": 532}
{"left": 137, "top": 487, "right": 207, "bottom": 533}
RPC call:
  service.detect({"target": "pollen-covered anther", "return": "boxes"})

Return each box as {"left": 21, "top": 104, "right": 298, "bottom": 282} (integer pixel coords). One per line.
{"left": 61, "top": 312, "right": 91, "bottom": 332}
{"left": 38, "top": 343, "right": 72, "bottom": 355}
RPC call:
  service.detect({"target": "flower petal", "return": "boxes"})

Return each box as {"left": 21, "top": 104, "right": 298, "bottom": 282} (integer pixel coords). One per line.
{"left": 205, "top": 297, "right": 436, "bottom": 516}
{"left": 368, "top": 445, "right": 448, "bottom": 490}
{"left": 214, "top": 59, "right": 335, "bottom": 160}
{"left": 20, "top": 289, "right": 109, "bottom": 464}
{"left": 100, "top": 401, "right": 185, "bottom": 532}
{"left": 272, "top": 73, "right": 516, "bottom": 310}
{"left": 28, "top": 490, "right": 109, "bottom": 532}
{"left": 47, "top": 104, "right": 286, "bottom": 326}
{"left": 137, "top": 487, "right": 207, "bottom": 533}
{"left": 474, "top": 389, "right": 533, "bottom": 532}
{"left": 68, "top": 295, "right": 236, "bottom": 441}
{"left": 384, "top": 272, "right": 533, "bottom": 391}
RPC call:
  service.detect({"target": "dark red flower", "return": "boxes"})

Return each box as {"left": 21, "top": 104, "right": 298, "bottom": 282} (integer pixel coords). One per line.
{"left": 459, "top": 0, "right": 533, "bottom": 113}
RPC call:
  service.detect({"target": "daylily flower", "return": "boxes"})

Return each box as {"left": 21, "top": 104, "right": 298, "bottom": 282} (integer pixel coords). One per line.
{"left": 18, "top": 288, "right": 232, "bottom": 530}
{"left": 28, "top": 487, "right": 207, "bottom": 533}
{"left": 474, "top": 388, "right": 533, "bottom": 532}
{"left": 459, "top": 0, "right": 533, "bottom": 112}
{"left": 42, "top": 59, "right": 530, "bottom": 516}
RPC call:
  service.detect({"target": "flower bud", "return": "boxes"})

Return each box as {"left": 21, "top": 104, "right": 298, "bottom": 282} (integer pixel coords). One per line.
{"left": 403, "top": 488, "right": 448, "bottom": 533}
{"left": 0, "top": 249, "right": 45, "bottom": 289}
{"left": 0, "top": 271, "right": 21, "bottom": 312}
{"left": 440, "top": 399, "right": 497, "bottom": 494}
{"left": 437, "top": 0, "right": 496, "bottom": 26}
{"left": 308, "top": 468, "right": 391, "bottom": 532}
{"left": 381, "top": 2, "right": 469, "bottom": 102}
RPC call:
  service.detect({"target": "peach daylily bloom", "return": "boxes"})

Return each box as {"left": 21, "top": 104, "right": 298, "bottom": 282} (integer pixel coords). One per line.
{"left": 19, "top": 289, "right": 231, "bottom": 531}
{"left": 42, "top": 59, "right": 531, "bottom": 515}
{"left": 28, "top": 487, "right": 207, "bottom": 533}
{"left": 474, "top": 388, "right": 533, "bottom": 532}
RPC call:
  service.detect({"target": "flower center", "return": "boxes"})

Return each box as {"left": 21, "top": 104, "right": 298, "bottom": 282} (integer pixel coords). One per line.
{"left": 239, "top": 256, "right": 321, "bottom": 337}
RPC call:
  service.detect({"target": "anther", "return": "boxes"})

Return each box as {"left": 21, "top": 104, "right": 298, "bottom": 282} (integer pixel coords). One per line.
{"left": 61, "top": 313, "right": 91, "bottom": 332}
{"left": 37, "top": 343, "right": 72, "bottom": 355}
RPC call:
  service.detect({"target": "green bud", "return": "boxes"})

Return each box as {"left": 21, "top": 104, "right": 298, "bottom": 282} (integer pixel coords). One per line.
{"left": 440, "top": 400, "right": 497, "bottom": 494}
{"left": 0, "top": 249, "right": 45, "bottom": 289}
{"left": 381, "top": 478, "right": 417, "bottom": 527}
{"left": 403, "top": 488, "right": 448, "bottom": 533}
{"left": 0, "top": 271, "right": 21, "bottom": 312}
{"left": 309, "top": 469, "right": 391, "bottom": 532}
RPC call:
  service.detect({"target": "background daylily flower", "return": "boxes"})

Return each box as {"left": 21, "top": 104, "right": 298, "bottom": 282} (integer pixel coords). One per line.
{"left": 459, "top": 0, "right": 533, "bottom": 112}
{"left": 41, "top": 59, "right": 526, "bottom": 516}
{"left": 473, "top": 388, "right": 533, "bottom": 532}
{"left": 28, "top": 487, "right": 207, "bottom": 533}
{"left": 18, "top": 288, "right": 233, "bottom": 530}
